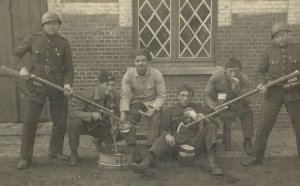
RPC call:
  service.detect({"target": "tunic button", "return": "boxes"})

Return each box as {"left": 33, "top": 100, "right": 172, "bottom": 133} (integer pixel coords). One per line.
{"left": 281, "top": 49, "right": 285, "bottom": 51}
{"left": 283, "top": 60, "right": 286, "bottom": 63}
{"left": 48, "top": 40, "right": 50, "bottom": 42}
{"left": 46, "top": 59, "right": 49, "bottom": 62}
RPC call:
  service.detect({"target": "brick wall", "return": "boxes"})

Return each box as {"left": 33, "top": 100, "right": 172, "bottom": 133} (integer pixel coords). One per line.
{"left": 49, "top": 0, "right": 300, "bottom": 128}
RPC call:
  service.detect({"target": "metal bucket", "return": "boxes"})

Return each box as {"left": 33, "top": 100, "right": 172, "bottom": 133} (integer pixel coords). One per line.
{"left": 97, "top": 145, "right": 134, "bottom": 170}
{"left": 178, "top": 144, "right": 196, "bottom": 167}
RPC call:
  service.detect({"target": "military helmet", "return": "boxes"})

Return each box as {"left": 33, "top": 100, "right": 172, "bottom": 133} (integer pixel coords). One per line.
{"left": 271, "top": 21, "right": 290, "bottom": 38}
{"left": 41, "top": 12, "right": 61, "bottom": 25}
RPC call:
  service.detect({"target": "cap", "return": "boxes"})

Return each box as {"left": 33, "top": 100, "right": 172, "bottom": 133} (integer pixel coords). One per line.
{"left": 98, "top": 70, "right": 115, "bottom": 83}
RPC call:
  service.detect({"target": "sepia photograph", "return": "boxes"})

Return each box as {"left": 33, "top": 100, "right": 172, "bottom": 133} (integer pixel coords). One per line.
{"left": 0, "top": 0, "right": 299, "bottom": 185}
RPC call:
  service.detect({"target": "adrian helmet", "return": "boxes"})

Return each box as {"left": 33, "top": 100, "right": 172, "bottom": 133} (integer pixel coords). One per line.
{"left": 271, "top": 21, "right": 290, "bottom": 39}
{"left": 41, "top": 12, "right": 61, "bottom": 25}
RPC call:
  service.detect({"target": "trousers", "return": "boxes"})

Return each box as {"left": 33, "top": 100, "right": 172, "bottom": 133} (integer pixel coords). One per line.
{"left": 227, "top": 103, "right": 254, "bottom": 139}
{"left": 149, "top": 122, "right": 218, "bottom": 159}
{"left": 20, "top": 92, "right": 68, "bottom": 159}
{"left": 124, "top": 102, "right": 162, "bottom": 146}
{"left": 254, "top": 88, "right": 300, "bottom": 161}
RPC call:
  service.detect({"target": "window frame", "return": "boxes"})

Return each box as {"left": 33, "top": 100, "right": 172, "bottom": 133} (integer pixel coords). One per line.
{"left": 132, "top": 0, "right": 218, "bottom": 73}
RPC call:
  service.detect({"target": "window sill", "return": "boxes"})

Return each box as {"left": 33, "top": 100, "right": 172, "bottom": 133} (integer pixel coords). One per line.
{"left": 155, "top": 66, "right": 222, "bottom": 75}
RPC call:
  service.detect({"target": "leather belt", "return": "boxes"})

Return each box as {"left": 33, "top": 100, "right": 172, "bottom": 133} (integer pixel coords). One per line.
{"left": 32, "top": 64, "right": 61, "bottom": 75}
{"left": 283, "top": 81, "right": 300, "bottom": 89}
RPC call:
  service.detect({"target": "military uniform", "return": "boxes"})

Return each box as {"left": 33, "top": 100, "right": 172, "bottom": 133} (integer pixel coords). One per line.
{"left": 9, "top": 31, "right": 74, "bottom": 160}
{"left": 254, "top": 42, "right": 300, "bottom": 161}
{"left": 68, "top": 85, "right": 122, "bottom": 152}
{"left": 149, "top": 102, "right": 218, "bottom": 159}
{"left": 204, "top": 69, "right": 254, "bottom": 140}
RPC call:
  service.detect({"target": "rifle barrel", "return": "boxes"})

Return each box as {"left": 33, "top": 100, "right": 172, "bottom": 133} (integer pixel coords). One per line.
{"left": 185, "top": 70, "right": 300, "bottom": 127}
{"left": 0, "top": 66, "right": 134, "bottom": 127}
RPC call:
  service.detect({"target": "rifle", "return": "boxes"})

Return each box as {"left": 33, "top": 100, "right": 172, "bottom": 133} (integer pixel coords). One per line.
{"left": 0, "top": 65, "right": 135, "bottom": 128}
{"left": 178, "top": 70, "right": 300, "bottom": 130}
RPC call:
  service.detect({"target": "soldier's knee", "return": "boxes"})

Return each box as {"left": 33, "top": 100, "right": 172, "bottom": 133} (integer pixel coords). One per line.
{"left": 67, "top": 119, "right": 82, "bottom": 131}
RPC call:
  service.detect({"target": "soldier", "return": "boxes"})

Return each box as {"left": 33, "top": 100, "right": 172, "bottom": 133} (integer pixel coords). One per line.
{"left": 67, "top": 70, "right": 123, "bottom": 166}
{"left": 242, "top": 21, "right": 300, "bottom": 166}
{"left": 131, "top": 84, "right": 224, "bottom": 175}
{"left": 8, "top": 12, "right": 74, "bottom": 170}
{"left": 204, "top": 58, "right": 254, "bottom": 155}
{"left": 119, "top": 48, "right": 166, "bottom": 148}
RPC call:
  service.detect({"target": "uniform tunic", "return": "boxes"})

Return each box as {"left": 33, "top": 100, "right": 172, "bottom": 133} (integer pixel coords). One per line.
{"left": 204, "top": 69, "right": 254, "bottom": 139}
{"left": 254, "top": 43, "right": 300, "bottom": 161}
{"left": 9, "top": 31, "right": 74, "bottom": 158}
{"left": 67, "top": 85, "right": 122, "bottom": 151}
{"left": 149, "top": 103, "right": 218, "bottom": 159}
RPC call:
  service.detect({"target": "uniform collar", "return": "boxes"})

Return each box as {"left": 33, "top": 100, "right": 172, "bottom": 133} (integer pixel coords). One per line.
{"left": 41, "top": 31, "right": 58, "bottom": 40}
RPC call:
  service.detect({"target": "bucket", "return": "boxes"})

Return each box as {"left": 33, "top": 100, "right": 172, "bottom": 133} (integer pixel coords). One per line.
{"left": 178, "top": 144, "right": 196, "bottom": 167}
{"left": 97, "top": 145, "right": 134, "bottom": 170}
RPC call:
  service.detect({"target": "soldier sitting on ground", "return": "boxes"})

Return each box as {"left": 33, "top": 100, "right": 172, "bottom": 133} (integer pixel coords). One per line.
{"left": 131, "top": 84, "right": 224, "bottom": 176}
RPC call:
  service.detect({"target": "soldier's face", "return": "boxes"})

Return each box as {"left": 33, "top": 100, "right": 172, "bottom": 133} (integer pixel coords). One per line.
{"left": 273, "top": 31, "right": 288, "bottom": 46}
{"left": 100, "top": 80, "right": 114, "bottom": 95}
{"left": 43, "top": 21, "right": 60, "bottom": 36}
{"left": 134, "top": 55, "right": 148, "bottom": 75}
{"left": 225, "top": 67, "right": 240, "bottom": 79}
{"left": 177, "top": 90, "right": 193, "bottom": 107}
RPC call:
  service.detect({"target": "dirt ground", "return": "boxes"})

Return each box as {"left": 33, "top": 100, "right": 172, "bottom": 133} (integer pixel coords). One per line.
{"left": 0, "top": 126, "right": 299, "bottom": 186}
{"left": 0, "top": 153, "right": 299, "bottom": 186}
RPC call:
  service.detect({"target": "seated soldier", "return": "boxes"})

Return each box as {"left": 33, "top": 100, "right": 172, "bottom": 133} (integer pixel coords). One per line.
{"left": 131, "top": 84, "right": 224, "bottom": 175}
{"left": 204, "top": 57, "right": 254, "bottom": 155}
{"left": 67, "top": 70, "right": 122, "bottom": 166}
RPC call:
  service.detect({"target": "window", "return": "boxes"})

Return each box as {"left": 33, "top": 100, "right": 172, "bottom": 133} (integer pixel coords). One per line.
{"left": 133, "top": 0, "right": 217, "bottom": 67}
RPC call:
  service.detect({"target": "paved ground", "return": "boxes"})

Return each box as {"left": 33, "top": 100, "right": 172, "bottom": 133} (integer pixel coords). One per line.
{"left": 0, "top": 122, "right": 299, "bottom": 186}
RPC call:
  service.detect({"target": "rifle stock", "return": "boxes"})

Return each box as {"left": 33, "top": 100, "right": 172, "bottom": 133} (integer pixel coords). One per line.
{"left": 185, "top": 70, "right": 300, "bottom": 127}
{"left": 0, "top": 65, "right": 135, "bottom": 127}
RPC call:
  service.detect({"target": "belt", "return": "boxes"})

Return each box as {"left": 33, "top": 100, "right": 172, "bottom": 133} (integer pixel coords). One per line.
{"left": 32, "top": 64, "right": 61, "bottom": 75}
{"left": 283, "top": 81, "right": 300, "bottom": 89}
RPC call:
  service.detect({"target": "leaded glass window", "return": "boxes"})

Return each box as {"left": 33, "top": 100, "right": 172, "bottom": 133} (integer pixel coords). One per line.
{"left": 134, "top": 0, "right": 216, "bottom": 62}
{"left": 138, "top": 0, "right": 171, "bottom": 58}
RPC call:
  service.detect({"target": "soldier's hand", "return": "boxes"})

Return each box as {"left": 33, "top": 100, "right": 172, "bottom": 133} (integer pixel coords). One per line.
{"left": 20, "top": 67, "right": 29, "bottom": 80}
{"left": 91, "top": 112, "right": 102, "bottom": 122}
{"left": 231, "top": 77, "right": 240, "bottom": 92}
{"left": 195, "top": 113, "right": 209, "bottom": 123}
{"left": 63, "top": 84, "right": 73, "bottom": 97}
{"left": 165, "top": 134, "right": 176, "bottom": 147}
{"left": 257, "top": 84, "right": 267, "bottom": 95}
{"left": 143, "top": 107, "right": 155, "bottom": 118}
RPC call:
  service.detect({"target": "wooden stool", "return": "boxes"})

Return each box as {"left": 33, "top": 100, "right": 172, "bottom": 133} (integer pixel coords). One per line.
{"left": 219, "top": 111, "right": 236, "bottom": 151}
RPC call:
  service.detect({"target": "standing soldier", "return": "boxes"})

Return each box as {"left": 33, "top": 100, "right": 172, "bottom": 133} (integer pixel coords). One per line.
{"left": 204, "top": 58, "right": 254, "bottom": 155}
{"left": 242, "top": 21, "right": 300, "bottom": 166}
{"left": 8, "top": 12, "right": 74, "bottom": 170}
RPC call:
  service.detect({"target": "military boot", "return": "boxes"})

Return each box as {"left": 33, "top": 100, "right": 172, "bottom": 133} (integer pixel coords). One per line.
{"left": 92, "top": 137, "right": 102, "bottom": 152}
{"left": 207, "top": 145, "right": 224, "bottom": 176}
{"left": 241, "top": 157, "right": 262, "bottom": 167}
{"left": 17, "top": 158, "right": 32, "bottom": 170}
{"left": 243, "top": 138, "right": 253, "bottom": 156}
{"left": 69, "top": 150, "right": 79, "bottom": 166}
{"left": 131, "top": 152, "right": 155, "bottom": 174}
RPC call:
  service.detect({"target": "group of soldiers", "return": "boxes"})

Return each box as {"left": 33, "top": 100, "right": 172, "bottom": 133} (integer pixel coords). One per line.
{"left": 7, "top": 11, "right": 300, "bottom": 176}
